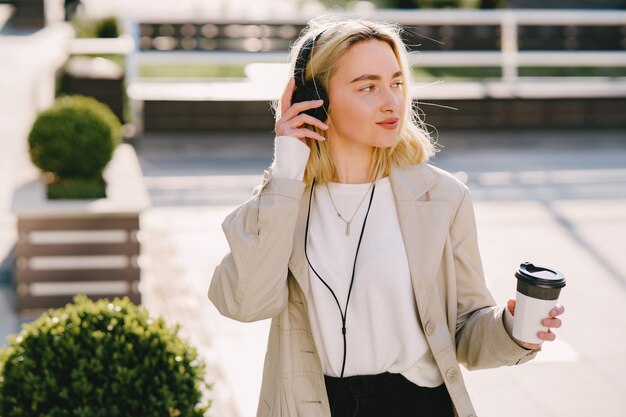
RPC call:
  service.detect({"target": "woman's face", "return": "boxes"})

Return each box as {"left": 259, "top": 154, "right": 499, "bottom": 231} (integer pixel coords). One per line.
{"left": 326, "top": 39, "right": 405, "bottom": 150}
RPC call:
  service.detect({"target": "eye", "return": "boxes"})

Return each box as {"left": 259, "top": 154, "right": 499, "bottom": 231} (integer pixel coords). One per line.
{"left": 392, "top": 81, "right": 404, "bottom": 88}
{"left": 360, "top": 85, "right": 375, "bottom": 92}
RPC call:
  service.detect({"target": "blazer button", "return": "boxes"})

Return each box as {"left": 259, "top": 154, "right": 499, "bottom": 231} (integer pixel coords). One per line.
{"left": 446, "top": 368, "right": 459, "bottom": 383}
{"left": 425, "top": 321, "right": 436, "bottom": 337}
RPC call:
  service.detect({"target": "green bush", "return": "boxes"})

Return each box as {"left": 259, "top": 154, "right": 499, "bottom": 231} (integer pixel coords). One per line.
{"left": 28, "top": 95, "right": 121, "bottom": 199}
{"left": 70, "top": 16, "right": 97, "bottom": 38}
{"left": 46, "top": 176, "right": 107, "bottom": 199}
{"left": 71, "top": 16, "right": 119, "bottom": 38}
{"left": 0, "top": 295, "right": 211, "bottom": 417}
{"left": 95, "top": 17, "right": 120, "bottom": 38}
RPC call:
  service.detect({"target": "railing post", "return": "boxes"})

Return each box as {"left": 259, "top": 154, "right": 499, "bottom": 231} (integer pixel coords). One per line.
{"left": 501, "top": 11, "right": 519, "bottom": 85}
{"left": 124, "top": 18, "right": 144, "bottom": 135}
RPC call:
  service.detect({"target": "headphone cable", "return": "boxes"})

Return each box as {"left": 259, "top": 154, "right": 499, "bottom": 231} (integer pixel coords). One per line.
{"left": 304, "top": 177, "right": 376, "bottom": 415}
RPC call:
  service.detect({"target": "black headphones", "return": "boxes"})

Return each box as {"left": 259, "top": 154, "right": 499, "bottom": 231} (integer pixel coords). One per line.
{"left": 291, "top": 31, "right": 330, "bottom": 122}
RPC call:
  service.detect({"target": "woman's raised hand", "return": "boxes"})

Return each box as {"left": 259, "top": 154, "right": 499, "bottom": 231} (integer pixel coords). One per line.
{"left": 275, "top": 77, "right": 328, "bottom": 144}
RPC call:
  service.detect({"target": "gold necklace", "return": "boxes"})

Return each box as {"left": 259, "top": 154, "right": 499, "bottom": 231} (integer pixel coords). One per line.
{"left": 325, "top": 181, "right": 375, "bottom": 236}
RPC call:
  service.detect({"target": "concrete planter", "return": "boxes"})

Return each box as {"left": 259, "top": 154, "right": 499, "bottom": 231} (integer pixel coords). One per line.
{"left": 63, "top": 27, "right": 135, "bottom": 123}
{"left": 61, "top": 56, "right": 126, "bottom": 123}
{"left": 12, "top": 144, "right": 150, "bottom": 314}
{"left": 60, "top": 29, "right": 135, "bottom": 124}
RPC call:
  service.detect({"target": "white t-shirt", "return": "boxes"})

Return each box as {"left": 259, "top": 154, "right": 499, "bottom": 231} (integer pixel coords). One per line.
{"left": 269, "top": 136, "right": 443, "bottom": 387}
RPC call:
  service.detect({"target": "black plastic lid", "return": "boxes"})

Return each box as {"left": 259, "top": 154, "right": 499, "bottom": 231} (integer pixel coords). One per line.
{"left": 515, "top": 262, "right": 566, "bottom": 289}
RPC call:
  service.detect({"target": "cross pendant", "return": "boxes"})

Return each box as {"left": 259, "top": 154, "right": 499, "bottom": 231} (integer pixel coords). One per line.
{"left": 346, "top": 222, "right": 350, "bottom": 236}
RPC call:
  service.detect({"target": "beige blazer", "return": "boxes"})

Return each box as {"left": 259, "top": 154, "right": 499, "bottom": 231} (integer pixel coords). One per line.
{"left": 209, "top": 162, "right": 537, "bottom": 417}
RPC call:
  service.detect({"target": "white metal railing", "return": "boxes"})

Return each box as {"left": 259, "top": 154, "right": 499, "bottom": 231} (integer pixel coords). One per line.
{"left": 68, "top": 35, "right": 135, "bottom": 55}
{"left": 124, "top": 9, "right": 626, "bottom": 85}
{"left": 122, "top": 8, "right": 626, "bottom": 25}
{"left": 94, "top": 8, "right": 626, "bottom": 130}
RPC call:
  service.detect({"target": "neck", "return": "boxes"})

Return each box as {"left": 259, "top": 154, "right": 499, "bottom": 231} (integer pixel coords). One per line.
{"left": 329, "top": 141, "right": 374, "bottom": 184}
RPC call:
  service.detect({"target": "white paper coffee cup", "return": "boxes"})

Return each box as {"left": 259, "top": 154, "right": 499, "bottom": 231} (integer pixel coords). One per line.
{"left": 512, "top": 262, "right": 565, "bottom": 345}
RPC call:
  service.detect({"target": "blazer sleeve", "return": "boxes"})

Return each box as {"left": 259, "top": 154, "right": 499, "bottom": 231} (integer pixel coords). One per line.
{"left": 451, "top": 188, "right": 538, "bottom": 370}
{"left": 208, "top": 175, "right": 305, "bottom": 322}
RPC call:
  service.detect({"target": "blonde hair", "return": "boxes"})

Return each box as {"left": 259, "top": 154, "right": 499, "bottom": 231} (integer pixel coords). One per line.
{"left": 276, "top": 16, "right": 436, "bottom": 186}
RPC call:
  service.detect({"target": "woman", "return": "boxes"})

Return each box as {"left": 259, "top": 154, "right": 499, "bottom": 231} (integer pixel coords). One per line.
{"left": 209, "top": 16, "right": 564, "bottom": 417}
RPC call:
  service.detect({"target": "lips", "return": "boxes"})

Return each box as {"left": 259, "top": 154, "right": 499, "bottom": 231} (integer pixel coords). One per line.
{"left": 376, "top": 117, "right": 399, "bottom": 129}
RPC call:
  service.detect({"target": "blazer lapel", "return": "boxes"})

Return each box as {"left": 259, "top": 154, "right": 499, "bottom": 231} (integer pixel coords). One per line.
{"left": 390, "top": 164, "right": 451, "bottom": 310}
{"left": 288, "top": 183, "right": 313, "bottom": 296}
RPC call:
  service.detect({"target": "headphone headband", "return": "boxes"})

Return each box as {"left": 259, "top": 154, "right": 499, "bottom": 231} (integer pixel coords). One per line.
{"left": 294, "top": 31, "right": 324, "bottom": 87}
{"left": 291, "top": 30, "right": 329, "bottom": 122}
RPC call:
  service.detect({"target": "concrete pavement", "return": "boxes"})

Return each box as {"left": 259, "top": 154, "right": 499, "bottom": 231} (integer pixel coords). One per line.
{"left": 132, "top": 129, "right": 626, "bottom": 417}
{"left": 2, "top": 111, "right": 626, "bottom": 417}
{"left": 434, "top": 133, "right": 626, "bottom": 416}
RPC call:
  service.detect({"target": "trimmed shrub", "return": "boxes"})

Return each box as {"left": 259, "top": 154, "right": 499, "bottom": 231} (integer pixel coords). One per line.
{"left": 28, "top": 95, "right": 122, "bottom": 199}
{"left": 95, "top": 17, "right": 120, "bottom": 38}
{"left": 0, "top": 295, "right": 211, "bottom": 417}
{"left": 28, "top": 95, "right": 121, "bottom": 178}
{"left": 46, "top": 176, "right": 107, "bottom": 199}
{"left": 71, "top": 16, "right": 119, "bottom": 39}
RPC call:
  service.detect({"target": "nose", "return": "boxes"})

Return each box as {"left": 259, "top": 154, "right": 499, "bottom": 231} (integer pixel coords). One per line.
{"left": 381, "top": 87, "right": 401, "bottom": 112}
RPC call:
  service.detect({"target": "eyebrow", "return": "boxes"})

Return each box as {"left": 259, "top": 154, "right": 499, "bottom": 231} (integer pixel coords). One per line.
{"left": 349, "top": 70, "right": 403, "bottom": 84}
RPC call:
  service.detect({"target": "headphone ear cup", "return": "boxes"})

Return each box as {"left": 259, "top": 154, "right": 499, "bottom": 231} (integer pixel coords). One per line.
{"left": 292, "top": 82, "right": 329, "bottom": 122}
{"left": 290, "top": 31, "right": 329, "bottom": 123}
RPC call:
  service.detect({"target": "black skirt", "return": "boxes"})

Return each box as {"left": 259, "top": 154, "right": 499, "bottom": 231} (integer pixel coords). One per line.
{"left": 324, "top": 372, "right": 454, "bottom": 417}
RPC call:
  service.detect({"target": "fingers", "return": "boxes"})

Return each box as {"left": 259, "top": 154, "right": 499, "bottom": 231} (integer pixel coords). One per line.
{"left": 276, "top": 77, "right": 327, "bottom": 141}
{"left": 549, "top": 304, "right": 565, "bottom": 317}
{"left": 275, "top": 114, "right": 327, "bottom": 141}
{"left": 286, "top": 127, "right": 326, "bottom": 142}
{"left": 534, "top": 317, "right": 560, "bottom": 346}
{"left": 287, "top": 113, "right": 328, "bottom": 132}
{"left": 541, "top": 317, "right": 562, "bottom": 328}
{"left": 539, "top": 304, "right": 564, "bottom": 342}
{"left": 507, "top": 299, "right": 516, "bottom": 316}
{"left": 275, "top": 96, "right": 328, "bottom": 141}
{"left": 522, "top": 329, "right": 556, "bottom": 349}
{"left": 537, "top": 329, "right": 557, "bottom": 342}
{"left": 522, "top": 341, "right": 541, "bottom": 350}
{"left": 533, "top": 305, "right": 564, "bottom": 344}
{"left": 275, "top": 112, "right": 327, "bottom": 137}
{"left": 282, "top": 99, "right": 325, "bottom": 122}
{"left": 512, "top": 303, "right": 564, "bottom": 349}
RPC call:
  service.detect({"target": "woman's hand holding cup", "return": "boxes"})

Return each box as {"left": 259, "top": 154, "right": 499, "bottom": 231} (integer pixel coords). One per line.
{"left": 275, "top": 77, "right": 328, "bottom": 144}
{"left": 507, "top": 299, "right": 565, "bottom": 350}
{"left": 505, "top": 262, "right": 566, "bottom": 350}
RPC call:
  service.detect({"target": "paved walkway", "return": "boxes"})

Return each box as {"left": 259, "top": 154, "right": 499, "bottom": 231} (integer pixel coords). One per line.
{"left": 133, "top": 130, "right": 626, "bottom": 417}
{"left": 3, "top": 122, "right": 626, "bottom": 417}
